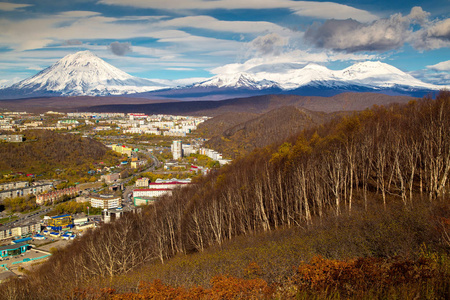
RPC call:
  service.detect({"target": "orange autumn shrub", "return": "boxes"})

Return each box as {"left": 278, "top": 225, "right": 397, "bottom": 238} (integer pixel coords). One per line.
{"left": 294, "top": 255, "right": 436, "bottom": 295}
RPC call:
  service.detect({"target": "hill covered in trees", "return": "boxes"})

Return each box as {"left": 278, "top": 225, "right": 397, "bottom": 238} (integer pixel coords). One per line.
{"left": 0, "top": 130, "right": 120, "bottom": 181}
{"left": 198, "top": 106, "right": 332, "bottom": 158}
{"left": 1, "top": 92, "right": 449, "bottom": 299}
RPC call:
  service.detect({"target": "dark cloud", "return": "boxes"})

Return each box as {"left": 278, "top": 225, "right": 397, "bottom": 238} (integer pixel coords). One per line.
{"left": 250, "top": 33, "right": 288, "bottom": 56}
{"left": 64, "top": 39, "right": 82, "bottom": 45}
{"left": 428, "top": 19, "right": 450, "bottom": 41}
{"left": 304, "top": 15, "right": 408, "bottom": 52}
{"left": 304, "top": 6, "right": 450, "bottom": 53}
{"left": 108, "top": 41, "right": 132, "bottom": 56}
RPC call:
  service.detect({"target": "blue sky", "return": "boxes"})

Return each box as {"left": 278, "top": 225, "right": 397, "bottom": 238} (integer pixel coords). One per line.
{"left": 0, "top": 0, "right": 449, "bottom": 87}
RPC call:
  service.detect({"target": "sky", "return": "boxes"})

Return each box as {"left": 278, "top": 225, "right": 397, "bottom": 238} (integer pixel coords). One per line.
{"left": 0, "top": 0, "right": 449, "bottom": 87}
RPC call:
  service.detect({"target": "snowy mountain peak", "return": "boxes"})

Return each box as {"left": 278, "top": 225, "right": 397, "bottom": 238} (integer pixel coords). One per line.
{"left": 341, "top": 61, "right": 406, "bottom": 78}
{"left": 3, "top": 51, "right": 166, "bottom": 98}
{"left": 194, "top": 72, "right": 279, "bottom": 90}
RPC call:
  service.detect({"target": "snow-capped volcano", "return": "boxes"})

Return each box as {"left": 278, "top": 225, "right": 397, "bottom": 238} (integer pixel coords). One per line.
{"left": 337, "top": 61, "right": 439, "bottom": 90}
{"left": 193, "top": 73, "right": 279, "bottom": 90}
{"left": 194, "top": 61, "right": 446, "bottom": 93}
{"left": 1, "top": 51, "right": 166, "bottom": 98}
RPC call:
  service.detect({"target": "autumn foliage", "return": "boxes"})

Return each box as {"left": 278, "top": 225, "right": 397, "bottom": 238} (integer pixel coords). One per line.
{"left": 68, "top": 256, "right": 448, "bottom": 299}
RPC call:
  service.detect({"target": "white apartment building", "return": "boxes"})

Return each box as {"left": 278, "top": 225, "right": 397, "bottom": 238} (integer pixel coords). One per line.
{"left": 171, "top": 140, "right": 183, "bottom": 160}
{"left": 90, "top": 195, "right": 122, "bottom": 209}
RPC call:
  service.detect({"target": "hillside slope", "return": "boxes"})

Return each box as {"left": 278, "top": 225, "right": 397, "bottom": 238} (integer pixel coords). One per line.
{"left": 0, "top": 130, "right": 119, "bottom": 178}
{"left": 1, "top": 92, "right": 449, "bottom": 299}
{"left": 200, "top": 106, "right": 328, "bottom": 158}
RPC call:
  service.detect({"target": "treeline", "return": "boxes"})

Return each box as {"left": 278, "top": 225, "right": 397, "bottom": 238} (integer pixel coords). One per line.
{"left": 1, "top": 92, "right": 449, "bottom": 299}
{"left": 0, "top": 130, "right": 120, "bottom": 179}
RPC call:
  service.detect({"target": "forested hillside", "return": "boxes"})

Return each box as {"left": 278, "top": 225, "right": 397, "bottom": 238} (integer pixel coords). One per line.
{"left": 199, "top": 106, "right": 330, "bottom": 158}
{"left": 0, "top": 130, "right": 120, "bottom": 179}
{"left": 1, "top": 92, "right": 449, "bottom": 299}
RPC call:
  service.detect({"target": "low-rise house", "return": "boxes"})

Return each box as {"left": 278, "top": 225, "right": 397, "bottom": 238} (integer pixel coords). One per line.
{"left": 0, "top": 242, "right": 29, "bottom": 259}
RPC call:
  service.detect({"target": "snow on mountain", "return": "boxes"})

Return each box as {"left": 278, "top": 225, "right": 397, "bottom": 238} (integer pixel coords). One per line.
{"left": 196, "top": 61, "right": 447, "bottom": 92}
{"left": 193, "top": 73, "right": 279, "bottom": 90}
{"left": 1, "top": 51, "right": 447, "bottom": 100}
{"left": 337, "top": 61, "right": 439, "bottom": 90}
{"left": 2, "top": 51, "right": 166, "bottom": 98}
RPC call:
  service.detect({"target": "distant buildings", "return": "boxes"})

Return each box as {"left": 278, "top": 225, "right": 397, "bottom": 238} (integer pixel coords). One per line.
{"left": 0, "top": 182, "right": 54, "bottom": 201}
{"left": 131, "top": 159, "right": 146, "bottom": 169}
{"left": 0, "top": 134, "right": 23, "bottom": 143}
{"left": 132, "top": 178, "right": 191, "bottom": 206}
{"left": 101, "top": 173, "right": 121, "bottom": 184}
{"left": 110, "top": 144, "right": 133, "bottom": 156}
{"left": 135, "top": 177, "right": 149, "bottom": 188}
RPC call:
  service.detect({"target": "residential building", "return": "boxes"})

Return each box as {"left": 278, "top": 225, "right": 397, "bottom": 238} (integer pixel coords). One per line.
{"left": 36, "top": 186, "right": 79, "bottom": 205}
{"left": 101, "top": 173, "right": 121, "bottom": 184}
{"left": 171, "top": 140, "right": 182, "bottom": 160}
{"left": 135, "top": 177, "right": 149, "bottom": 188}
{"left": 90, "top": 194, "right": 122, "bottom": 209}
{"left": 131, "top": 160, "right": 146, "bottom": 169}
{"left": 0, "top": 182, "right": 54, "bottom": 201}
{"left": 0, "top": 221, "right": 41, "bottom": 241}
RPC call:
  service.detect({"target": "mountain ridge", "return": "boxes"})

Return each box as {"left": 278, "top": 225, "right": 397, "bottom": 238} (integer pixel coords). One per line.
{"left": 0, "top": 51, "right": 448, "bottom": 100}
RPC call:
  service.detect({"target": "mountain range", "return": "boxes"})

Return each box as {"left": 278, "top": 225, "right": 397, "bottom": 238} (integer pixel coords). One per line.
{"left": 0, "top": 51, "right": 447, "bottom": 100}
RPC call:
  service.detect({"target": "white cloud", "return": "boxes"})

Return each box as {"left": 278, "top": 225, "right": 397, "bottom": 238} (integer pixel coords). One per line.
{"left": 165, "top": 67, "right": 195, "bottom": 71}
{"left": 290, "top": 1, "right": 377, "bottom": 22}
{"left": 159, "top": 15, "right": 286, "bottom": 34}
{"left": 0, "top": 2, "right": 32, "bottom": 11}
{"left": 58, "top": 11, "right": 102, "bottom": 18}
{"left": 427, "top": 60, "right": 450, "bottom": 71}
{"left": 98, "top": 0, "right": 378, "bottom": 22}
{"left": 211, "top": 49, "right": 377, "bottom": 74}
{"left": 409, "top": 69, "right": 450, "bottom": 86}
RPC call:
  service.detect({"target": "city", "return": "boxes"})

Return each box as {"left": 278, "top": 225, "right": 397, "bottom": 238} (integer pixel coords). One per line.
{"left": 0, "top": 109, "right": 229, "bottom": 281}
